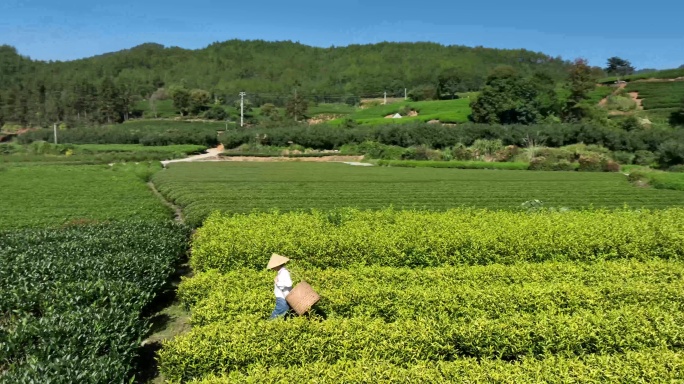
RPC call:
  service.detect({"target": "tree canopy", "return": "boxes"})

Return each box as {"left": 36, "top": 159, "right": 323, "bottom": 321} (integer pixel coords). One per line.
{"left": 605, "top": 57, "right": 635, "bottom": 78}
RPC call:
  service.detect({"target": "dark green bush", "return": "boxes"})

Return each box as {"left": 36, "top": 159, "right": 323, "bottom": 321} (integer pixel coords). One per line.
{"left": 611, "top": 151, "right": 635, "bottom": 165}
{"left": 634, "top": 150, "right": 656, "bottom": 166}
{"left": 657, "top": 139, "right": 684, "bottom": 167}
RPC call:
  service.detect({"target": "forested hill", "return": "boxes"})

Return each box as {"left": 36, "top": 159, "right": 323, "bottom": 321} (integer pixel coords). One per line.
{"left": 2, "top": 40, "right": 571, "bottom": 97}
{"left": 0, "top": 40, "right": 578, "bottom": 128}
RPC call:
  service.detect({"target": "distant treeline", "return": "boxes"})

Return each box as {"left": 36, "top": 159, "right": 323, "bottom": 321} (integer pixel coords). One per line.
{"left": 221, "top": 122, "right": 684, "bottom": 163}
{"left": 0, "top": 41, "right": 576, "bottom": 128}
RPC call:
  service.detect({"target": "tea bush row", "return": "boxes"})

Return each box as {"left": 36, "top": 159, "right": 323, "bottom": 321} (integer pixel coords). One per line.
{"left": 625, "top": 82, "right": 684, "bottom": 110}
{"left": 191, "top": 208, "right": 684, "bottom": 271}
{"left": 179, "top": 261, "right": 684, "bottom": 325}
{"left": 152, "top": 163, "right": 684, "bottom": 228}
{"left": 158, "top": 307, "right": 683, "bottom": 382}
{"left": 190, "top": 351, "right": 684, "bottom": 383}
{"left": 0, "top": 222, "right": 190, "bottom": 383}
{"left": 0, "top": 164, "right": 171, "bottom": 229}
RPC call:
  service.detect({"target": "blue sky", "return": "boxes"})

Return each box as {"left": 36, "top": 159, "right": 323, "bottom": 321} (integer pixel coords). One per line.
{"left": 2, "top": 0, "right": 683, "bottom": 69}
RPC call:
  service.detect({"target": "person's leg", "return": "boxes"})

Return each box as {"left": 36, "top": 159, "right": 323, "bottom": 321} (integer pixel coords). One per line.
{"left": 269, "top": 298, "right": 290, "bottom": 319}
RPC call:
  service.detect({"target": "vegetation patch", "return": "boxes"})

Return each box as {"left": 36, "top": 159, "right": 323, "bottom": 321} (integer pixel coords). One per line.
{"left": 152, "top": 162, "right": 684, "bottom": 227}
{"left": 0, "top": 164, "right": 170, "bottom": 229}
{"left": 18, "top": 120, "right": 223, "bottom": 147}
{"left": 624, "top": 82, "right": 684, "bottom": 110}
{"left": 0, "top": 222, "right": 189, "bottom": 382}
{"left": 376, "top": 160, "right": 529, "bottom": 170}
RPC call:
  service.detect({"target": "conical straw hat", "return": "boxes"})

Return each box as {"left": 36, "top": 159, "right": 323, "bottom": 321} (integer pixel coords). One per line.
{"left": 267, "top": 253, "right": 290, "bottom": 269}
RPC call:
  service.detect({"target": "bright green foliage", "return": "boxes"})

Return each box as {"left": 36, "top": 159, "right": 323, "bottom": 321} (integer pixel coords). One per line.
{"left": 0, "top": 222, "right": 190, "bottom": 382}
{"left": 190, "top": 352, "right": 684, "bottom": 383}
{"left": 307, "top": 103, "right": 357, "bottom": 116}
{"left": 328, "top": 99, "right": 472, "bottom": 125}
{"left": 629, "top": 169, "right": 684, "bottom": 191}
{"left": 191, "top": 209, "right": 684, "bottom": 271}
{"left": 0, "top": 164, "right": 170, "bottom": 229}
{"left": 180, "top": 260, "right": 684, "bottom": 325}
{"left": 586, "top": 86, "right": 615, "bottom": 104}
{"left": 160, "top": 308, "right": 684, "bottom": 382}
{"left": 152, "top": 162, "right": 684, "bottom": 227}
{"left": 625, "top": 82, "right": 684, "bottom": 110}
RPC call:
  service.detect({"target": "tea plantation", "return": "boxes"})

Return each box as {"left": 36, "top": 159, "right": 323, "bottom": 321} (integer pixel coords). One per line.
{"left": 152, "top": 162, "right": 684, "bottom": 227}
{"left": 158, "top": 208, "right": 684, "bottom": 382}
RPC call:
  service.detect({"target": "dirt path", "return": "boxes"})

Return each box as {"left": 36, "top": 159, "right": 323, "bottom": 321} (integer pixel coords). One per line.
{"left": 628, "top": 92, "right": 644, "bottom": 110}
{"left": 161, "top": 144, "right": 224, "bottom": 167}
{"left": 598, "top": 83, "right": 627, "bottom": 107}
{"left": 139, "top": 180, "right": 190, "bottom": 383}
{"left": 147, "top": 181, "right": 183, "bottom": 222}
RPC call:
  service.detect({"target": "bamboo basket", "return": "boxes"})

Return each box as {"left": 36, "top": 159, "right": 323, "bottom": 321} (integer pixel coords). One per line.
{"left": 286, "top": 281, "right": 320, "bottom": 316}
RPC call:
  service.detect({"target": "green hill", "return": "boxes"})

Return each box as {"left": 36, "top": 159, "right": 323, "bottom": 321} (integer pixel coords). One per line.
{"left": 0, "top": 40, "right": 571, "bottom": 128}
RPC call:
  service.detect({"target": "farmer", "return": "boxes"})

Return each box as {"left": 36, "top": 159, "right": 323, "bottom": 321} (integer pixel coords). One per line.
{"left": 267, "top": 253, "right": 292, "bottom": 319}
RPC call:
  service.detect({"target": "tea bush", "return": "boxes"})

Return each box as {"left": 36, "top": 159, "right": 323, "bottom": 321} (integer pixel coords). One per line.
{"left": 0, "top": 222, "right": 190, "bottom": 382}
{"left": 188, "top": 351, "right": 684, "bottom": 383}
{"left": 191, "top": 208, "right": 684, "bottom": 271}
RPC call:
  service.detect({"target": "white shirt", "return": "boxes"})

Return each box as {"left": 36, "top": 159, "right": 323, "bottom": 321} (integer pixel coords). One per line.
{"left": 274, "top": 267, "right": 292, "bottom": 299}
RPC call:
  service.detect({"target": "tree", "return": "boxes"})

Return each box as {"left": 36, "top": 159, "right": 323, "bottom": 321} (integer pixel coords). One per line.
{"left": 605, "top": 57, "right": 635, "bottom": 78}
{"left": 469, "top": 66, "right": 549, "bottom": 124}
{"left": 170, "top": 86, "right": 191, "bottom": 116}
{"left": 562, "top": 59, "right": 597, "bottom": 122}
{"left": 260, "top": 103, "right": 280, "bottom": 121}
{"left": 437, "top": 68, "right": 465, "bottom": 100}
{"left": 189, "top": 89, "right": 211, "bottom": 115}
{"left": 99, "top": 78, "right": 121, "bottom": 124}
{"left": 285, "top": 93, "right": 308, "bottom": 121}
{"left": 408, "top": 84, "right": 438, "bottom": 101}
{"left": 148, "top": 88, "right": 167, "bottom": 118}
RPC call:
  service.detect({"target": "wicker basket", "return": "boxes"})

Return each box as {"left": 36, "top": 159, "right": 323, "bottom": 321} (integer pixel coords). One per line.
{"left": 286, "top": 281, "right": 320, "bottom": 316}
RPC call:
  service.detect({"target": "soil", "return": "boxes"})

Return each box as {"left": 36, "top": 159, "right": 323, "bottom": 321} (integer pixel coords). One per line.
{"left": 161, "top": 144, "right": 223, "bottom": 167}
{"left": 628, "top": 92, "right": 644, "bottom": 110}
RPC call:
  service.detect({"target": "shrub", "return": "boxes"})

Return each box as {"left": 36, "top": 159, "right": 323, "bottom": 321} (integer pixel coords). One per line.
{"left": 552, "top": 159, "right": 577, "bottom": 171}
{"left": 578, "top": 154, "right": 605, "bottom": 172}
{"left": 533, "top": 147, "right": 575, "bottom": 162}
{"left": 402, "top": 145, "right": 443, "bottom": 161}
{"left": 611, "top": 151, "right": 635, "bottom": 165}
{"left": 494, "top": 145, "right": 519, "bottom": 162}
{"left": 471, "top": 139, "right": 503, "bottom": 159}
{"left": 634, "top": 150, "right": 656, "bottom": 166}
{"left": 528, "top": 156, "right": 551, "bottom": 170}
{"left": 657, "top": 139, "right": 684, "bottom": 168}
{"left": 450, "top": 143, "right": 474, "bottom": 161}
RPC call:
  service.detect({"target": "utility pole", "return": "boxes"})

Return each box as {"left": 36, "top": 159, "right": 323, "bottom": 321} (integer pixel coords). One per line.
{"left": 239, "top": 92, "right": 246, "bottom": 127}
{"left": 384, "top": 91, "right": 387, "bottom": 105}
{"left": 53, "top": 123, "right": 58, "bottom": 144}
